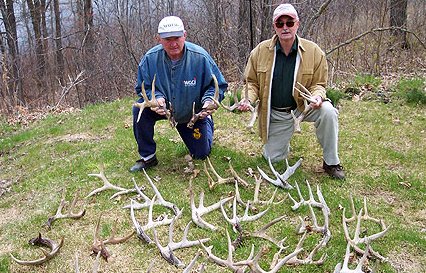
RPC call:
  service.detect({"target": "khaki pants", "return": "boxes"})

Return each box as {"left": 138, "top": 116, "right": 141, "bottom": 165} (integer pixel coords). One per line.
{"left": 263, "top": 101, "right": 340, "bottom": 165}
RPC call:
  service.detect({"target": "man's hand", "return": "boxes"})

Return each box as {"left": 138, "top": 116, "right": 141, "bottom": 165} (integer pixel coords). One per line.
{"left": 237, "top": 99, "right": 252, "bottom": 112}
{"left": 151, "top": 97, "right": 167, "bottom": 116}
{"left": 310, "top": 95, "right": 323, "bottom": 110}
{"left": 198, "top": 100, "right": 217, "bottom": 119}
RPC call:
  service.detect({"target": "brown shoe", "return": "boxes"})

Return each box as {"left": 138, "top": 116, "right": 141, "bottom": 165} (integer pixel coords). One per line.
{"left": 323, "top": 161, "right": 345, "bottom": 180}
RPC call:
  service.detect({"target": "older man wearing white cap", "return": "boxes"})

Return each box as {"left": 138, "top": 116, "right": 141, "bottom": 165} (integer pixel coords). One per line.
{"left": 130, "top": 16, "right": 228, "bottom": 172}
{"left": 238, "top": 4, "right": 345, "bottom": 179}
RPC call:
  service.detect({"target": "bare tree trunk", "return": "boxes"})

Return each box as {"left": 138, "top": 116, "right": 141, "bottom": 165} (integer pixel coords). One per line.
{"left": 26, "top": 0, "right": 48, "bottom": 96}
{"left": 237, "top": 0, "right": 251, "bottom": 76}
{"left": 390, "top": 0, "right": 408, "bottom": 48}
{"left": 0, "top": 0, "right": 23, "bottom": 109}
{"left": 53, "top": 0, "right": 64, "bottom": 86}
{"left": 259, "top": 0, "right": 273, "bottom": 42}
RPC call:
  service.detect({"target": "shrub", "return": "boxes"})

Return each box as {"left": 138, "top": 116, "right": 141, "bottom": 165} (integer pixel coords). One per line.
{"left": 393, "top": 77, "right": 426, "bottom": 105}
{"left": 326, "top": 87, "right": 347, "bottom": 105}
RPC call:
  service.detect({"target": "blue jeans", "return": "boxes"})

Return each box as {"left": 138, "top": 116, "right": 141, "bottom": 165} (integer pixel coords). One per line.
{"left": 132, "top": 105, "right": 214, "bottom": 160}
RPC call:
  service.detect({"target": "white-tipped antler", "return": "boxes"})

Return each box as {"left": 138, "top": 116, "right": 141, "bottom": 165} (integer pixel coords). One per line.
{"left": 334, "top": 243, "right": 371, "bottom": 273}
{"left": 203, "top": 157, "right": 235, "bottom": 189}
{"left": 250, "top": 215, "right": 288, "bottom": 249}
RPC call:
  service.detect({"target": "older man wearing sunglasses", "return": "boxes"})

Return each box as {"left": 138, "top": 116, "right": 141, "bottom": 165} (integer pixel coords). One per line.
{"left": 238, "top": 4, "right": 345, "bottom": 180}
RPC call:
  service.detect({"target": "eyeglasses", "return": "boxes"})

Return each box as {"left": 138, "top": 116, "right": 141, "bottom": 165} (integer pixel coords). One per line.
{"left": 275, "top": 21, "right": 296, "bottom": 28}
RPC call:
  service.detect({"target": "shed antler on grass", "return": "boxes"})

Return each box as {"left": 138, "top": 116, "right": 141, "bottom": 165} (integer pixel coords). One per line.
{"left": 190, "top": 179, "right": 233, "bottom": 230}
{"left": 200, "top": 229, "right": 255, "bottom": 272}
{"left": 334, "top": 243, "right": 371, "bottom": 273}
{"left": 91, "top": 214, "right": 135, "bottom": 261}
{"left": 342, "top": 196, "right": 390, "bottom": 261}
{"left": 152, "top": 214, "right": 210, "bottom": 268}
{"left": 45, "top": 189, "right": 86, "bottom": 229}
{"left": 86, "top": 163, "right": 136, "bottom": 199}
{"left": 187, "top": 74, "right": 221, "bottom": 129}
{"left": 10, "top": 233, "right": 64, "bottom": 266}
{"left": 257, "top": 158, "right": 303, "bottom": 189}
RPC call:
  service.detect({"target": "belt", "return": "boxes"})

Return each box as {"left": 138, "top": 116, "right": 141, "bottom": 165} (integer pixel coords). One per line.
{"left": 271, "top": 106, "right": 294, "bottom": 113}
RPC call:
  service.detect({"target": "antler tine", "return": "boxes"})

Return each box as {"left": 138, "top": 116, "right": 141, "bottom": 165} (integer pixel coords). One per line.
{"left": 220, "top": 88, "right": 239, "bottom": 111}
{"left": 182, "top": 251, "right": 203, "bottom": 273}
{"left": 190, "top": 180, "right": 233, "bottom": 230}
{"left": 286, "top": 231, "right": 327, "bottom": 266}
{"left": 288, "top": 180, "right": 325, "bottom": 211}
{"left": 334, "top": 242, "right": 370, "bottom": 273}
{"left": 123, "top": 178, "right": 154, "bottom": 209}
{"left": 211, "top": 74, "right": 221, "bottom": 107}
{"left": 342, "top": 197, "right": 390, "bottom": 261}
{"left": 10, "top": 233, "right": 64, "bottom": 266}
{"left": 142, "top": 195, "right": 176, "bottom": 232}
{"left": 142, "top": 168, "right": 181, "bottom": 215}
{"left": 221, "top": 196, "right": 269, "bottom": 233}
{"left": 86, "top": 163, "right": 133, "bottom": 198}
{"left": 203, "top": 157, "right": 235, "bottom": 189}
{"left": 251, "top": 215, "right": 288, "bottom": 249}
{"left": 295, "top": 82, "right": 316, "bottom": 103}
{"left": 229, "top": 161, "right": 250, "bottom": 188}
{"left": 152, "top": 227, "right": 185, "bottom": 268}
{"left": 130, "top": 199, "right": 153, "bottom": 244}
{"left": 257, "top": 157, "right": 296, "bottom": 189}
{"left": 102, "top": 218, "right": 135, "bottom": 245}
{"left": 46, "top": 189, "right": 86, "bottom": 229}
{"left": 252, "top": 174, "right": 285, "bottom": 206}
{"left": 134, "top": 75, "right": 159, "bottom": 123}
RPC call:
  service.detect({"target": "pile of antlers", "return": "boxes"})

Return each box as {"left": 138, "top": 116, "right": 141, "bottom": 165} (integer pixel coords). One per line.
{"left": 10, "top": 156, "right": 390, "bottom": 272}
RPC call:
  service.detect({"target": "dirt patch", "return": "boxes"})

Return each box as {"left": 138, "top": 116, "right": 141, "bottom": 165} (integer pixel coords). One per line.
{"left": 388, "top": 247, "right": 426, "bottom": 273}
{"left": 0, "top": 179, "right": 13, "bottom": 197}
{"left": 45, "top": 133, "right": 107, "bottom": 144}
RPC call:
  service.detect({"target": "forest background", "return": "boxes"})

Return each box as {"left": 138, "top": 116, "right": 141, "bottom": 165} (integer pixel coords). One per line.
{"left": 0, "top": 0, "right": 425, "bottom": 113}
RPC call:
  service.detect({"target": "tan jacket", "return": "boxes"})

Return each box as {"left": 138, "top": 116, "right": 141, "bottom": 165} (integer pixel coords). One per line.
{"left": 244, "top": 35, "right": 328, "bottom": 143}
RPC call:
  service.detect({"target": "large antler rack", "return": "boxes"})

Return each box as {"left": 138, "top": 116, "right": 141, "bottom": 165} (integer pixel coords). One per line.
{"left": 200, "top": 229, "right": 254, "bottom": 272}
{"left": 91, "top": 214, "right": 134, "bottom": 261}
{"left": 45, "top": 189, "right": 86, "bottom": 229}
{"left": 190, "top": 179, "right": 233, "bottom": 230}
{"left": 10, "top": 233, "right": 64, "bottom": 266}
{"left": 257, "top": 158, "right": 303, "bottom": 189}
{"left": 250, "top": 215, "right": 288, "bottom": 249}
{"left": 152, "top": 214, "right": 210, "bottom": 268}
{"left": 86, "top": 163, "right": 137, "bottom": 199}
{"left": 220, "top": 196, "right": 269, "bottom": 233}
{"left": 125, "top": 170, "right": 181, "bottom": 216}
{"left": 291, "top": 82, "right": 316, "bottom": 133}
{"left": 134, "top": 74, "right": 174, "bottom": 125}
{"left": 342, "top": 195, "right": 389, "bottom": 261}
{"left": 130, "top": 196, "right": 177, "bottom": 244}
{"left": 187, "top": 74, "right": 221, "bottom": 129}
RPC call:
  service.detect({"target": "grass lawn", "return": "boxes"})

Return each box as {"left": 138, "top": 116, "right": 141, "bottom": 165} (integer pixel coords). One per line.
{"left": 0, "top": 96, "right": 425, "bottom": 273}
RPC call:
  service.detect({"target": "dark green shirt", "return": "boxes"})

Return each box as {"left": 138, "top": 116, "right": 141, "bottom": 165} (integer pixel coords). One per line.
{"left": 271, "top": 40, "right": 298, "bottom": 109}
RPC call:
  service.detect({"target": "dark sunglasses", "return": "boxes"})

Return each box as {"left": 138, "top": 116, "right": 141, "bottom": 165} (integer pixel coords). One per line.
{"left": 275, "top": 21, "right": 296, "bottom": 28}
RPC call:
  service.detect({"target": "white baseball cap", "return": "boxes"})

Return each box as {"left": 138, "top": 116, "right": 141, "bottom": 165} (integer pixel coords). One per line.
{"left": 273, "top": 4, "right": 299, "bottom": 22}
{"left": 158, "top": 16, "right": 185, "bottom": 38}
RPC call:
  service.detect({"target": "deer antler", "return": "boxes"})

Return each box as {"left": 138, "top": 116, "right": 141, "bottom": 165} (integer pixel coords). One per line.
{"left": 10, "top": 233, "right": 64, "bottom": 266}
{"left": 221, "top": 196, "right": 269, "bottom": 233}
{"left": 91, "top": 214, "right": 135, "bottom": 261}
{"left": 141, "top": 169, "right": 181, "bottom": 215}
{"left": 190, "top": 179, "right": 233, "bottom": 230}
{"left": 334, "top": 243, "right": 371, "bottom": 273}
{"left": 291, "top": 82, "right": 316, "bottom": 133}
{"left": 203, "top": 157, "right": 235, "bottom": 189}
{"left": 122, "top": 178, "right": 158, "bottom": 209}
{"left": 46, "top": 189, "right": 86, "bottom": 229}
{"left": 285, "top": 231, "right": 327, "bottom": 266}
{"left": 342, "top": 196, "right": 389, "bottom": 261}
{"left": 250, "top": 215, "right": 288, "bottom": 249}
{"left": 187, "top": 74, "right": 221, "bottom": 129}
{"left": 86, "top": 163, "right": 136, "bottom": 199}
{"left": 152, "top": 216, "right": 210, "bottom": 268}
{"left": 200, "top": 229, "right": 254, "bottom": 272}
{"left": 257, "top": 158, "right": 303, "bottom": 189}
{"left": 288, "top": 180, "right": 330, "bottom": 211}
{"left": 183, "top": 251, "right": 205, "bottom": 273}
{"left": 234, "top": 244, "right": 303, "bottom": 273}
{"left": 252, "top": 174, "right": 285, "bottom": 206}
{"left": 130, "top": 196, "right": 177, "bottom": 244}
{"left": 134, "top": 74, "right": 157, "bottom": 123}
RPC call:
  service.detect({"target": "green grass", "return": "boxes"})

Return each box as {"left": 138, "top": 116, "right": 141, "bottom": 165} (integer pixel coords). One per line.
{"left": 0, "top": 96, "right": 425, "bottom": 273}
